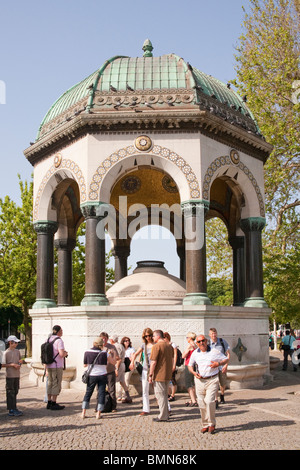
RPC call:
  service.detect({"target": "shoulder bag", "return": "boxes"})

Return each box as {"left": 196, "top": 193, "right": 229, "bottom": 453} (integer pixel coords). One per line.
{"left": 82, "top": 351, "right": 101, "bottom": 384}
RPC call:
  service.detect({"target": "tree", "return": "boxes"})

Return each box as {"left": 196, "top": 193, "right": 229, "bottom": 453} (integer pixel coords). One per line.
{"left": 207, "top": 278, "right": 233, "bottom": 306}
{"left": 234, "top": 0, "right": 300, "bottom": 323}
{"left": 0, "top": 176, "right": 36, "bottom": 354}
{"left": 206, "top": 217, "right": 232, "bottom": 281}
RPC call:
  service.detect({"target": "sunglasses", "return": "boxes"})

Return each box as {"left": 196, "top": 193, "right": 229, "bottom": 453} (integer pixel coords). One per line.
{"left": 144, "top": 334, "right": 153, "bottom": 338}
{"left": 196, "top": 339, "right": 206, "bottom": 344}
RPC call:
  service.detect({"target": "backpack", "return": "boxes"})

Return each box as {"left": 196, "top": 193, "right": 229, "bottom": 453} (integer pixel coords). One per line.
{"left": 41, "top": 336, "right": 60, "bottom": 365}
{"left": 176, "top": 347, "right": 184, "bottom": 367}
{"left": 102, "top": 391, "right": 113, "bottom": 413}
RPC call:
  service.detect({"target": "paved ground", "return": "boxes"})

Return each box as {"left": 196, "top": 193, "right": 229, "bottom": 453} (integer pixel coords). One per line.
{"left": 0, "top": 350, "right": 299, "bottom": 452}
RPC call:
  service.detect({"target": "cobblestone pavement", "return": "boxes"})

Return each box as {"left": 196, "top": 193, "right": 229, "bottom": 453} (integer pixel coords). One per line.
{"left": 0, "top": 351, "right": 299, "bottom": 452}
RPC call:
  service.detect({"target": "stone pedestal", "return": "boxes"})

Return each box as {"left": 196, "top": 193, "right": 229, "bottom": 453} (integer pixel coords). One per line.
{"left": 29, "top": 303, "right": 272, "bottom": 391}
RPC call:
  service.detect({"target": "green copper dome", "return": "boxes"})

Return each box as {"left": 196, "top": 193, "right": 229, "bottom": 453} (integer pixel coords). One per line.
{"left": 36, "top": 40, "right": 259, "bottom": 141}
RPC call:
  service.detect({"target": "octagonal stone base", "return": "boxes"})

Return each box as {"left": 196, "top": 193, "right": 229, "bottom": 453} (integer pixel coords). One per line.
{"left": 29, "top": 303, "right": 272, "bottom": 391}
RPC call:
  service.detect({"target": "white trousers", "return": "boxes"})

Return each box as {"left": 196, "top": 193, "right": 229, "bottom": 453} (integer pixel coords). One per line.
{"left": 142, "top": 369, "right": 150, "bottom": 412}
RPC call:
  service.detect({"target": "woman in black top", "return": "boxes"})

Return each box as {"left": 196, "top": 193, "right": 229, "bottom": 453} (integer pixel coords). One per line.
{"left": 81, "top": 337, "right": 116, "bottom": 419}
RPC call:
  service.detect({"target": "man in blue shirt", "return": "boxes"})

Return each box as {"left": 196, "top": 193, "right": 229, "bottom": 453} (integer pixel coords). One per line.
{"left": 209, "top": 328, "right": 230, "bottom": 406}
{"left": 281, "top": 331, "right": 297, "bottom": 372}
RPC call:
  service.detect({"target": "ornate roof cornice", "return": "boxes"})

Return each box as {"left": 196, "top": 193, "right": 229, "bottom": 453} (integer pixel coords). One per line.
{"left": 24, "top": 98, "right": 272, "bottom": 165}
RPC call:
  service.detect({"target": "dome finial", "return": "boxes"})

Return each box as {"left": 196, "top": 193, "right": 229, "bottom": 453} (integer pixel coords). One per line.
{"left": 142, "top": 39, "right": 153, "bottom": 57}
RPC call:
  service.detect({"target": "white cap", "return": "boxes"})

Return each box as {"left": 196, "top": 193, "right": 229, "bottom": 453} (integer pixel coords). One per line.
{"left": 6, "top": 335, "right": 20, "bottom": 343}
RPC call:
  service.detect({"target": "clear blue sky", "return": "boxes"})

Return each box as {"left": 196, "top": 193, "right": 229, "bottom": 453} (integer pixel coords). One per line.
{"left": 0, "top": 0, "right": 250, "bottom": 276}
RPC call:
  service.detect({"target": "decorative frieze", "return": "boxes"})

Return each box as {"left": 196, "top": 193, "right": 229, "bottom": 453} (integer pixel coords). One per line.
{"left": 89, "top": 141, "right": 201, "bottom": 201}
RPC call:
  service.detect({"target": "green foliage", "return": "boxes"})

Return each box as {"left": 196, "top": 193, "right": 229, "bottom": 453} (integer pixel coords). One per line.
{"left": 0, "top": 306, "right": 23, "bottom": 333}
{"left": 0, "top": 176, "right": 36, "bottom": 351}
{"left": 206, "top": 218, "right": 232, "bottom": 281}
{"left": 234, "top": 0, "right": 300, "bottom": 323}
{"left": 207, "top": 278, "right": 233, "bottom": 306}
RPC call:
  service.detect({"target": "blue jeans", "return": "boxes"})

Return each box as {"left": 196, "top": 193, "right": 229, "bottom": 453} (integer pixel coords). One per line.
{"left": 82, "top": 374, "right": 107, "bottom": 411}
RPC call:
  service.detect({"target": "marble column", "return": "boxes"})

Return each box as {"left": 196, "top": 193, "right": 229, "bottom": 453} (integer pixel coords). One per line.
{"left": 176, "top": 243, "right": 186, "bottom": 282}
{"left": 112, "top": 245, "right": 130, "bottom": 282}
{"left": 33, "top": 221, "right": 58, "bottom": 309}
{"left": 182, "top": 200, "right": 211, "bottom": 305}
{"left": 54, "top": 238, "right": 76, "bottom": 306}
{"left": 81, "top": 204, "right": 108, "bottom": 306}
{"left": 240, "top": 217, "right": 268, "bottom": 307}
{"left": 229, "top": 236, "right": 245, "bottom": 306}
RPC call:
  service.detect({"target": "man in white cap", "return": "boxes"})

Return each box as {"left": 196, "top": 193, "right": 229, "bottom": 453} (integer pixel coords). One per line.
{"left": 2, "top": 335, "right": 24, "bottom": 416}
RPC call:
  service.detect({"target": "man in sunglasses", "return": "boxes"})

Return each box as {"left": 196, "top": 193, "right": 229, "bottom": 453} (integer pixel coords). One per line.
{"left": 188, "top": 335, "right": 228, "bottom": 434}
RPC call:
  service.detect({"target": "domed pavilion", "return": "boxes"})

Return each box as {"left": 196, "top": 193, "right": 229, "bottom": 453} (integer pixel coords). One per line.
{"left": 24, "top": 40, "right": 272, "bottom": 389}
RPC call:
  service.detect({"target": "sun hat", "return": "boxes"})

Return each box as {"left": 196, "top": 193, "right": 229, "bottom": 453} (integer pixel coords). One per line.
{"left": 6, "top": 335, "right": 20, "bottom": 343}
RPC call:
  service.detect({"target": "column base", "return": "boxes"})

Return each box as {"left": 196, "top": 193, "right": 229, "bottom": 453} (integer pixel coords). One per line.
{"left": 183, "top": 293, "right": 212, "bottom": 305}
{"left": 81, "top": 294, "right": 109, "bottom": 306}
{"left": 243, "top": 297, "right": 268, "bottom": 308}
{"left": 32, "top": 299, "right": 57, "bottom": 309}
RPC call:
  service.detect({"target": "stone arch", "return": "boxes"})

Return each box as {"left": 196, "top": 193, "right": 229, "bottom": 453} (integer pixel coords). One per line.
{"left": 33, "top": 156, "right": 87, "bottom": 221}
{"left": 202, "top": 153, "right": 265, "bottom": 218}
{"left": 88, "top": 144, "right": 200, "bottom": 203}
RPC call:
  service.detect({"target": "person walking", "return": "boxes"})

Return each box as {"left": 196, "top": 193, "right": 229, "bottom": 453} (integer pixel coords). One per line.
{"left": 99, "top": 332, "right": 118, "bottom": 412}
{"left": 2, "top": 335, "right": 24, "bottom": 417}
{"left": 81, "top": 337, "right": 116, "bottom": 419}
{"left": 110, "top": 335, "right": 132, "bottom": 404}
{"left": 208, "top": 327, "right": 230, "bottom": 406}
{"left": 130, "top": 327, "right": 154, "bottom": 416}
{"left": 149, "top": 330, "right": 174, "bottom": 422}
{"left": 45, "top": 325, "right": 68, "bottom": 411}
{"left": 281, "top": 330, "right": 297, "bottom": 372}
{"left": 188, "top": 334, "right": 229, "bottom": 434}
{"left": 182, "top": 332, "right": 197, "bottom": 407}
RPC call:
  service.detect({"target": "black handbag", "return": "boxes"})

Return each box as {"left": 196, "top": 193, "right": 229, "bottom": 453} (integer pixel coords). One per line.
{"left": 135, "top": 361, "right": 143, "bottom": 375}
{"left": 82, "top": 351, "right": 101, "bottom": 384}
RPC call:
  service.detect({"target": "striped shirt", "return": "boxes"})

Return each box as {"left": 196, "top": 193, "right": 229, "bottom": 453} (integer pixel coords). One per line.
{"left": 83, "top": 348, "right": 108, "bottom": 376}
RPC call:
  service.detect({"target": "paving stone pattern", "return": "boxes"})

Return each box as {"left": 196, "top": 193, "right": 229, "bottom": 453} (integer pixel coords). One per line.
{"left": 0, "top": 351, "right": 299, "bottom": 451}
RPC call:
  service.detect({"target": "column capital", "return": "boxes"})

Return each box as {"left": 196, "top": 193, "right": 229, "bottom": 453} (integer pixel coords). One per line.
{"left": 54, "top": 238, "right": 76, "bottom": 251}
{"left": 181, "top": 199, "right": 210, "bottom": 217}
{"left": 240, "top": 217, "right": 266, "bottom": 233}
{"left": 80, "top": 202, "right": 110, "bottom": 219}
{"left": 33, "top": 220, "right": 58, "bottom": 234}
{"left": 112, "top": 245, "right": 131, "bottom": 258}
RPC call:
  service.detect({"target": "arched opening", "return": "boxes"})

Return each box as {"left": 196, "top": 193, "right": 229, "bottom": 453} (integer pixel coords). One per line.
{"left": 207, "top": 175, "right": 245, "bottom": 306}
{"left": 108, "top": 165, "right": 184, "bottom": 283}
{"left": 128, "top": 225, "right": 179, "bottom": 277}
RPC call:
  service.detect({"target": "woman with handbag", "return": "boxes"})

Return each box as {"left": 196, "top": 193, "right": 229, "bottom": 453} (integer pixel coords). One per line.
{"left": 129, "top": 328, "right": 154, "bottom": 416}
{"left": 81, "top": 337, "right": 116, "bottom": 419}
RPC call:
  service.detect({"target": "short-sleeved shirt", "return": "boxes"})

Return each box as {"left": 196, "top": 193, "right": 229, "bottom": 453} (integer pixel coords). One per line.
{"left": 2, "top": 349, "right": 21, "bottom": 378}
{"left": 188, "top": 348, "right": 227, "bottom": 378}
{"left": 282, "top": 335, "right": 296, "bottom": 349}
{"left": 209, "top": 337, "right": 230, "bottom": 355}
{"left": 46, "top": 335, "right": 65, "bottom": 369}
{"left": 150, "top": 341, "right": 174, "bottom": 382}
{"left": 83, "top": 347, "right": 108, "bottom": 376}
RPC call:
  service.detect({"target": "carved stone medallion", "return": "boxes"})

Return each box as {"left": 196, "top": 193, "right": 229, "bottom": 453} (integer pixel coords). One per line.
{"left": 135, "top": 135, "right": 152, "bottom": 152}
